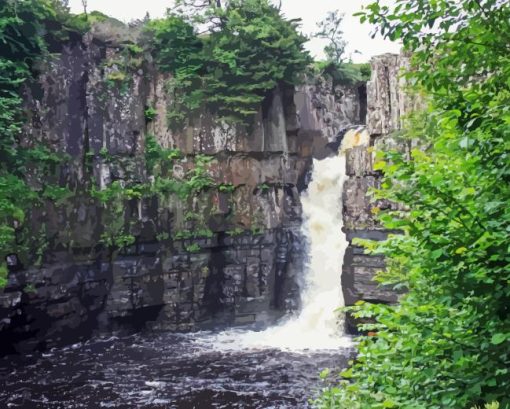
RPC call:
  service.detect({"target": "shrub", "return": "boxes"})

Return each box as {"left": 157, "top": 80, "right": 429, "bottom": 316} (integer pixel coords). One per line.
{"left": 316, "top": 1, "right": 510, "bottom": 408}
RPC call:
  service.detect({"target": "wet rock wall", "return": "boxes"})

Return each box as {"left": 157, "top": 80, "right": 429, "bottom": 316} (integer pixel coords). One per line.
{"left": 342, "top": 53, "right": 418, "bottom": 332}
{"left": 0, "top": 27, "right": 364, "bottom": 354}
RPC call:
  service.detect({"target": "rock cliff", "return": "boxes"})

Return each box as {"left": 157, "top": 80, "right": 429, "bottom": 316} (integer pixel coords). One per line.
{"left": 342, "top": 53, "right": 416, "bottom": 332}
{"left": 0, "top": 26, "right": 366, "bottom": 354}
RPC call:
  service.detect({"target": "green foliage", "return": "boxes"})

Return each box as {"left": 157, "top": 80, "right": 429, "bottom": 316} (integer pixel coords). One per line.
{"left": 91, "top": 181, "right": 137, "bottom": 251}
{"left": 226, "top": 227, "right": 244, "bottom": 237}
{"left": 86, "top": 10, "right": 110, "bottom": 24}
{"left": 174, "top": 211, "right": 215, "bottom": 240}
{"left": 147, "top": 0, "right": 311, "bottom": 128}
{"left": 104, "top": 233, "right": 135, "bottom": 249}
{"left": 99, "top": 147, "right": 112, "bottom": 161}
{"left": 249, "top": 225, "right": 264, "bottom": 236}
{"left": 196, "top": 228, "right": 214, "bottom": 239}
{"left": 175, "top": 228, "right": 213, "bottom": 241}
{"left": 102, "top": 42, "right": 146, "bottom": 96}
{"left": 0, "top": 0, "right": 57, "bottom": 170}
{"left": 145, "top": 14, "right": 207, "bottom": 129}
{"left": 314, "top": 61, "right": 371, "bottom": 86}
{"left": 146, "top": 15, "right": 203, "bottom": 74}
{"left": 91, "top": 136, "right": 221, "bottom": 250}
{"left": 185, "top": 154, "right": 215, "bottom": 196}
{"left": 185, "top": 242, "right": 201, "bottom": 253}
{"left": 106, "top": 71, "right": 127, "bottom": 83}
{"left": 65, "top": 10, "right": 112, "bottom": 33}
{"left": 126, "top": 43, "right": 143, "bottom": 55}
{"left": 317, "top": 1, "right": 510, "bottom": 408}
{"left": 24, "top": 283, "right": 37, "bottom": 294}
{"left": 144, "top": 106, "right": 157, "bottom": 122}
{"left": 0, "top": 263, "right": 7, "bottom": 288}
{"left": 33, "top": 223, "right": 48, "bottom": 267}
{"left": 357, "top": 0, "right": 510, "bottom": 100}
{"left": 218, "top": 183, "right": 235, "bottom": 193}
{"left": 472, "top": 403, "right": 500, "bottom": 409}
{"left": 313, "top": 9, "right": 369, "bottom": 87}
{"left": 0, "top": 174, "right": 37, "bottom": 258}
{"left": 146, "top": 150, "right": 215, "bottom": 200}
{"left": 0, "top": 1, "right": 260, "bottom": 280}
{"left": 156, "top": 232, "right": 170, "bottom": 242}
{"left": 174, "top": 230, "right": 193, "bottom": 240}
{"left": 184, "top": 211, "right": 199, "bottom": 222}
{"left": 257, "top": 183, "right": 271, "bottom": 193}
{"left": 144, "top": 134, "right": 164, "bottom": 174}
{"left": 144, "top": 134, "right": 182, "bottom": 177}
{"left": 105, "top": 70, "right": 130, "bottom": 95}
{"left": 0, "top": 0, "right": 77, "bottom": 283}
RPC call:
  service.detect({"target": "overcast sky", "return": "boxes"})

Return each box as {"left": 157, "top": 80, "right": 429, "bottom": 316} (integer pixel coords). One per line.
{"left": 69, "top": 0, "right": 400, "bottom": 63}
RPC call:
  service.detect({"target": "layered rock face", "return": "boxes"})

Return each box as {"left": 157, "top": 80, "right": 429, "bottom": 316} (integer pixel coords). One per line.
{"left": 342, "top": 53, "right": 415, "bottom": 332}
{"left": 0, "top": 28, "right": 365, "bottom": 354}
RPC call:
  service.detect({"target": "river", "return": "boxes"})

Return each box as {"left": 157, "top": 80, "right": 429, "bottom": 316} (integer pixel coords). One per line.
{"left": 0, "top": 129, "right": 368, "bottom": 408}
{"left": 0, "top": 332, "right": 354, "bottom": 408}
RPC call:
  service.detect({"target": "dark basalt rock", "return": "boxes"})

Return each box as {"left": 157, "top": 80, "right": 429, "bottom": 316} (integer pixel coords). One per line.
{"left": 341, "top": 54, "right": 416, "bottom": 333}
{"left": 0, "top": 28, "right": 404, "bottom": 353}
{"left": 0, "top": 27, "right": 369, "bottom": 355}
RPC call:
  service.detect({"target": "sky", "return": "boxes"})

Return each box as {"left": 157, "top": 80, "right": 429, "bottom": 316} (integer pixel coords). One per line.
{"left": 68, "top": 0, "right": 401, "bottom": 63}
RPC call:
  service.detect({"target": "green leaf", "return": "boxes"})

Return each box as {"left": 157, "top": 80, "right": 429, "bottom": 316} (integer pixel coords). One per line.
{"left": 491, "top": 333, "right": 507, "bottom": 345}
{"left": 319, "top": 368, "right": 330, "bottom": 379}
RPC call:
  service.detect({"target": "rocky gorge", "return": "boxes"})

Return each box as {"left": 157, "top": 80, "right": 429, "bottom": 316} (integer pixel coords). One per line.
{"left": 0, "top": 17, "right": 409, "bottom": 356}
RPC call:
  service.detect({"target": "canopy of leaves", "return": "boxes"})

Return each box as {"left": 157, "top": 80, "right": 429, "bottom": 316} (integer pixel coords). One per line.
{"left": 146, "top": 0, "right": 311, "bottom": 128}
{"left": 316, "top": 1, "right": 510, "bottom": 408}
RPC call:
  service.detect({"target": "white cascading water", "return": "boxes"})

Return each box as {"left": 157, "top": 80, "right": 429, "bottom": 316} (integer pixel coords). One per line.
{"left": 210, "top": 128, "right": 370, "bottom": 351}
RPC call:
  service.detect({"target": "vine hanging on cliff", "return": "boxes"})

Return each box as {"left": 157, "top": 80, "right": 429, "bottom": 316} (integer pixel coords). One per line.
{"left": 0, "top": 0, "right": 80, "bottom": 285}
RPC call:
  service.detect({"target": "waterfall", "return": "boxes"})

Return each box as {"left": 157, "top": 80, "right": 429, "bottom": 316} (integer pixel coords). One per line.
{"left": 210, "top": 128, "right": 369, "bottom": 351}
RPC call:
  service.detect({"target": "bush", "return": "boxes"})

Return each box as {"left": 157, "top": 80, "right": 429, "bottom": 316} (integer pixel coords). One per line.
{"left": 316, "top": 1, "right": 510, "bottom": 408}
{"left": 313, "top": 61, "right": 371, "bottom": 86}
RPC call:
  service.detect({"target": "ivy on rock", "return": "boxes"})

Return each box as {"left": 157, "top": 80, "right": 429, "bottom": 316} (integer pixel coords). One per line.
{"left": 0, "top": 0, "right": 77, "bottom": 285}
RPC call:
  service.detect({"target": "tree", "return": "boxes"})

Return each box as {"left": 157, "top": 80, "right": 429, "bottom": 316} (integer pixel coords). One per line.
{"left": 174, "top": 0, "right": 221, "bottom": 8}
{"left": 147, "top": 0, "right": 311, "bottom": 128}
{"left": 315, "top": 1, "right": 510, "bottom": 408}
{"left": 314, "top": 10, "right": 346, "bottom": 65}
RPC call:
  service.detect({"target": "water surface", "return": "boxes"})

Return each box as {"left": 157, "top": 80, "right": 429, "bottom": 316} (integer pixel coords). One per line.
{"left": 0, "top": 332, "right": 354, "bottom": 408}
{"left": 0, "top": 129, "right": 366, "bottom": 409}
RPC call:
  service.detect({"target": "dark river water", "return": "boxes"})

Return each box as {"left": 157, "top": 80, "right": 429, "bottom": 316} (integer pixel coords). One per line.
{"left": 0, "top": 332, "right": 354, "bottom": 408}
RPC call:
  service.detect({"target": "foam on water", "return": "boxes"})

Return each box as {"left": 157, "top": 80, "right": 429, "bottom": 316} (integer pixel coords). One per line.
{"left": 209, "top": 129, "right": 370, "bottom": 352}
